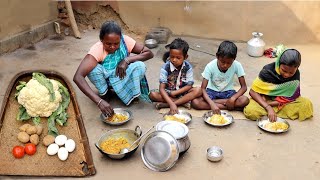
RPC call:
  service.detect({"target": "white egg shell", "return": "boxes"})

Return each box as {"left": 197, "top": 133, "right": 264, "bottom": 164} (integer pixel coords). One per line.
{"left": 47, "top": 143, "right": 59, "bottom": 156}
{"left": 55, "top": 135, "right": 67, "bottom": 146}
{"left": 65, "top": 139, "right": 76, "bottom": 152}
{"left": 58, "top": 147, "right": 69, "bottom": 161}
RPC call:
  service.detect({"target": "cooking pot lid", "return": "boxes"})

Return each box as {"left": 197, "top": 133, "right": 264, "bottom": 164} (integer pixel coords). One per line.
{"left": 141, "top": 131, "right": 179, "bottom": 172}
{"left": 156, "top": 121, "right": 189, "bottom": 139}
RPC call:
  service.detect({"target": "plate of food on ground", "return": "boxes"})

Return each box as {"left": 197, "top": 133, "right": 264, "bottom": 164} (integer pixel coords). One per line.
{"left": 100, "top": 108, "right": 133, "bottom": 125}
{"left": 257, "top": 116, "right": 290, "bottom": 133}
{"left": 163, "top": 110, "right": 192, "bottom": 124}
{"left": 202, "top": 111, "right": 234, "bottom": 127}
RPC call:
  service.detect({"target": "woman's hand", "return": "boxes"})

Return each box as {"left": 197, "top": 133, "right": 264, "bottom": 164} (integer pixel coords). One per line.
{"left": 266, "top": 106, "right": 277, "bottom": 122}
{"left": 169, "top": 103, "right": 178, "bottom": 115}
{"left": 98, "top": 99, "right": 114, "bottom": 117}
{"left": 211, "top": 104, "right": 221, "bottom": 115}
{"left": 225, "top": 97, "right": 236, "bottom": 110}
{"left": 116, "top": 60, "right": 128, "bottom": 79}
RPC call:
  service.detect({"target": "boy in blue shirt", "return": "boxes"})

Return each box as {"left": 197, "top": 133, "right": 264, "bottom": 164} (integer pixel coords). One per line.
{"left": 149, "top": 38, "right": 201, "bottom": 114}
{"left": 191, "top": 41, "right": 249, "bottom": 114}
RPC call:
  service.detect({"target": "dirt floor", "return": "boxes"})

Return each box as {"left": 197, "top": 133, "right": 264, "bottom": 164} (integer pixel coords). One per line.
{"left": 0, "top": 30, "right": 319, "bottom": 180}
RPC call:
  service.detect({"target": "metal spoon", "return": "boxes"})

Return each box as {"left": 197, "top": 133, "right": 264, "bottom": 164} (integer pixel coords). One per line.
{"left": 120, "top": 126, "right": 154, "bottom": 154}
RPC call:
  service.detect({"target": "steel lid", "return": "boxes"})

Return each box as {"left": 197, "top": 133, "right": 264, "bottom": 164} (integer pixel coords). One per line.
{"left": 156, "top": 121, "right": 189, "bottom": 139}
{"left": 141, "top": 131, "right": 179, "bottom": 172}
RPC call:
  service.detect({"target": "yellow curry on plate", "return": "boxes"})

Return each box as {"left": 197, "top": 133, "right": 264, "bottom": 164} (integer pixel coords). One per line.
{"left": 208, "top": 114, "right": 228, "bottom": 125}
{"left": 107, "top": 113, "right": 128, "bottom": 123}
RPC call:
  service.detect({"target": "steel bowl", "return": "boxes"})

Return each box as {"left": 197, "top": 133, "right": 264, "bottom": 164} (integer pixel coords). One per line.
{"left": 100, "top": 108, "right": 133, "bottom": 126}
{"left": 257, "top": 116, "right": 290, "bottom": 133}
{"left": 207, "top": 146, "right": 223, "bottom": 162}
{"left": 145, "top": 39, "right": 158, "bottom": 49}
{"left": 95, "top": 126, "right": 142, "bottom": 159}
{"left": 163, "top": 110, "right": 192, "bottom": 124}
{"left": 203, "top": 110, "right": 234, "bottom": 127}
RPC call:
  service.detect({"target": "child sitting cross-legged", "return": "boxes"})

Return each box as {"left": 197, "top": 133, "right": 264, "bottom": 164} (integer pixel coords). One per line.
{"left": 149, "top": 38, "right": 202, "bottom": 114}
{"left": 191, "top": 40, "right": 249, "bottom": 114}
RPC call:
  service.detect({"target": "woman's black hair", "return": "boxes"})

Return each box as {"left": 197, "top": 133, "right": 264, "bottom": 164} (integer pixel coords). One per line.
{"left": 279, "top": 49, "right": 301, "bottom": 67}
{"left": 162, "top": 38, "right": 189, "bottom": 62}
{"left": 99, "top": 20, "right": 122, "bottom": 40}
{"left": 216, "top": 40, "right": 237, "bottom": 59}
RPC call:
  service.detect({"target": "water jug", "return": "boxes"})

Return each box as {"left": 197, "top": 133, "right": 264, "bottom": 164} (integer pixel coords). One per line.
{"left": 247, "top": 32, "right": 265, "bottom": 57}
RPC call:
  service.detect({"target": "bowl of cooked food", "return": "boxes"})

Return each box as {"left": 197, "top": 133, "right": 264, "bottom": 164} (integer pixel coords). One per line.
{"left": 163, "top": 110, "right": 192, "bottom": 124}
{"left": 207, "top": 146, "right": 223, "bottom": 162}
{"left": 100, "top": 108, "right": 133, "bottom": 126}
{"left": 257, "top": 116, "right": 290, "bottom": 133}
{"left": 202, "top": 111, "right": 234, "bottom": 127}
{"left": 95, "top": 126, "right": 142, "bottom": 159}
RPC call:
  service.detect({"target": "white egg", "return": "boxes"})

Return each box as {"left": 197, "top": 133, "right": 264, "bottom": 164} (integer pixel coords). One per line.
{"left": 65, "top": 139, "right": 76, "bottom": 152}
{"left": 55, "top": 135, "right": 67, "bottom": 146}
{"left": 58, "top": 147, "right": 69, "bottom": 161}
{"left": 47, "top": 143, "right": 59, "bottom": 156}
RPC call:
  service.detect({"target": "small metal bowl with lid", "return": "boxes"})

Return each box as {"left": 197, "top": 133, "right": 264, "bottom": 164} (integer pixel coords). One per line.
{"left": 207, "top": 146, "right": 223, "bottom": 162}
{"left": 156, "top": 121, "right": 191, "bottom": 154}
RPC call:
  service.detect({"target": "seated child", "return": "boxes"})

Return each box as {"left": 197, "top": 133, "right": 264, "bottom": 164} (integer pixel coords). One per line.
{"left": 149, "top": 38, "right": 202, "bottom": 114}
{"left": 244, "top": 49, "right": 313, "bottom": 121}
{"left": 191, "top": 41, "right": 249, "bottom": 114}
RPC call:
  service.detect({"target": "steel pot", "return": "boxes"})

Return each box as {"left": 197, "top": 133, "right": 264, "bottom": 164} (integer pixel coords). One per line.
{"left": 247, "top": 32, "right": 265, "bottom": 57}
{"left": 155, "top": 121, "right": 191, "bottom": 154}
{"left": 95, "top": 126, "right": 142, "bottom": 159}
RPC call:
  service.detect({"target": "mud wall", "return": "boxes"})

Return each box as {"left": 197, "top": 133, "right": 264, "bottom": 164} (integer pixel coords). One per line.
{"left": 72, "top": 1, "right": 320, "bottom": 44}
{"left": 0, "top": 0, "right": 57, "bottom": 40}
{"left": 118, "top": 1, "right": 320, "bottom": 44}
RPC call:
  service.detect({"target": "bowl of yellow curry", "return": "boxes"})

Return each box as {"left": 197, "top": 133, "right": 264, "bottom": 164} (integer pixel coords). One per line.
{"left": 95, "top": 126, "right": 142, "bottom": 159}
{"left": 202, "top": 111, "right": 234, "bottom": 127}
{"left": 100, "top": 108, "right": 133, "bottom": 126}
{"left": 257, "top": 116, "right": 290, "bottom": 133}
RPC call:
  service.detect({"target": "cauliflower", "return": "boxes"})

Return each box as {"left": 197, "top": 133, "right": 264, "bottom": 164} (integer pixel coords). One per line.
{"left": 17, "top": 79, "right": 62, "bottom": 117}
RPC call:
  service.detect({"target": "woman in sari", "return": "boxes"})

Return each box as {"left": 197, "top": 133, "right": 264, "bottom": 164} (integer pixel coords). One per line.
{"left": 244, "top": 49, "right": 313, "bottom": 121}
{"left": 73, "top": 21, "right": 153, "bottom": 116}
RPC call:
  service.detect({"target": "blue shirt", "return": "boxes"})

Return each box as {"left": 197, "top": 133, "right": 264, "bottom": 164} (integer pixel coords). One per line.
{"left": 202, "top": 59, "right": 245, "bottom": 91}
{"left": 159, "top": 61, "right": 194, "bottom": 91}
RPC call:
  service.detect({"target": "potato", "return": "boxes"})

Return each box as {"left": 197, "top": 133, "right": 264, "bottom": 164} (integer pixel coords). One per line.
{"left": 26, "top": 126, "right": 37, "bottom": 135}
{"left": 17, "top": 132, "right": 30, "bottom": 143}
{"left": 43, "top": 135, "right": 55, "bottom": 146}
{"left": 36, "top": 125, "right": 43, "bottom": 135}
{"left": 19, "top": 124, "right": 31, "bottom": 132}
{"left": 30, "top": 134, "right": 39, "bottom": 145}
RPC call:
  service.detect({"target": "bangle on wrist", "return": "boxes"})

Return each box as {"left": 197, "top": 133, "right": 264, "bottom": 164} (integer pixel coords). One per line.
{"left": 97, "top": 99, "right": 103, "bottom": 106}
{"left": 124, "top": 57, "right": 130, "bottom": 64}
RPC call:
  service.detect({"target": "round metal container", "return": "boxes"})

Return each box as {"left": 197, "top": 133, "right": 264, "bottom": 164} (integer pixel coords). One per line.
{"left": 100, "top": 108, "right": 133, "bottom": 126}
{"left": 141, "top": 131, "right": 179, "bottom": 172}
{"left": 207, "top": 146, "right": 223, "bottom": 162}
{"left": 95, "top": 126, "right": 142, "bottom": 159}
{"left": 156, "top": 121, "right": 191, "bottom": 153}
{"left": 247, "top": 32, "right": 265, "bottom": 57}
{"left": 145, "top": 39, "right": 158, "bottom": 49}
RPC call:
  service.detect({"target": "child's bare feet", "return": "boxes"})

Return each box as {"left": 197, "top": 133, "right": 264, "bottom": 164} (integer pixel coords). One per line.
{"left": 155, "top": 102, "right": 169, "bottom": 110}
{"left": 182, "top": 102, "right": 191, "bottom": 110}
